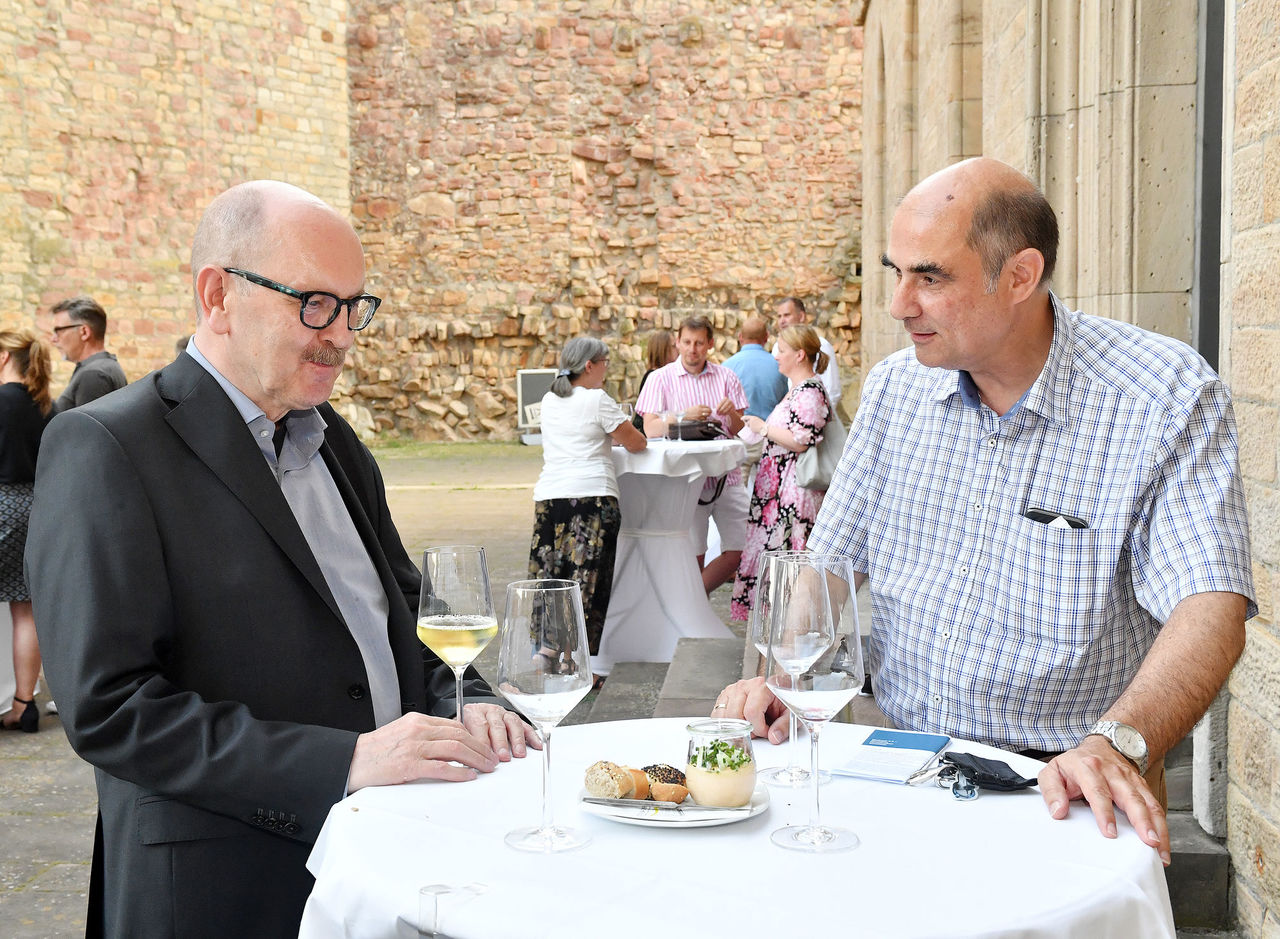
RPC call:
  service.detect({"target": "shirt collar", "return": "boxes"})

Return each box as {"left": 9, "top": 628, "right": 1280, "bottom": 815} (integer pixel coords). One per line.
{"left": 185, "top": 338, "right": 327, "bottom": 460}
{"left": 930, "top": 291, "right": 1074, "bottom": 427}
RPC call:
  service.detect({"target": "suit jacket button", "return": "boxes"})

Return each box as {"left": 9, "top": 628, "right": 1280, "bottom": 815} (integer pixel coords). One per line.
{"left": 347, "top": 683, "right": 367, "bottom": 700}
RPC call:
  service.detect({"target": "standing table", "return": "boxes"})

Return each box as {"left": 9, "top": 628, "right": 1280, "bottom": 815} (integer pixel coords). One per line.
{"left": 301, "top": 717, "right": 1176, "bottom": 939}
{"left": 593, "top": 439, "right": 746, "bottom": 676}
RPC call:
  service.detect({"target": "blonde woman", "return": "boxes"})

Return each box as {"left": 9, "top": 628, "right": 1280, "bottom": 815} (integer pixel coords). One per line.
{"left": 0, "top": 329, "right": 52, "bottom": 732}
{"left": 730, "top": 324, "right": 831, "bottom": 621}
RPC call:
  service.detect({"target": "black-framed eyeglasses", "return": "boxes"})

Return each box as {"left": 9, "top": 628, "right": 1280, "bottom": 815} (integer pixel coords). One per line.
{"left": 52, "top": 323, "right": 84, "bottom": 334}
{"left": 224, "top": 268, "right": 381, "bottom": 331}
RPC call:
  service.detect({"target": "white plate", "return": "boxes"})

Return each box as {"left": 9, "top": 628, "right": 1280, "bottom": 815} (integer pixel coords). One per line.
{"left": 578, "top": 785, "right": 769, "bottom": 828}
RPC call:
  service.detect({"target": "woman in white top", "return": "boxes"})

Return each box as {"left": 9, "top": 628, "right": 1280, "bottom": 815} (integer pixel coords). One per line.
{"left": 529, "top": 338, "right": 646, "bottom": 680}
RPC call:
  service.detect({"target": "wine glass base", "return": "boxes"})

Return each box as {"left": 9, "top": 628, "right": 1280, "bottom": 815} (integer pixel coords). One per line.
{"left": 759, "top": 765, "right": 832, "bottom": 788}
{"left": 770, "top": 824, "right": 859, "bottom": 853}
{"left": 504, "top": 825, "right": 591, "bottom": 854}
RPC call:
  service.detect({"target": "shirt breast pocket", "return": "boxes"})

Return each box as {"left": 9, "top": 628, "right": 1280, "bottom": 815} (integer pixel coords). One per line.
{"left": 1003, "top": 513, "right": 1118, "bottom": 648}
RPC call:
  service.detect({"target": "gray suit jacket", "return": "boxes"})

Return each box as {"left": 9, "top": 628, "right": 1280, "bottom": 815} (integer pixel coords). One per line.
{"left": 27, "top": 353, "right": 493, "bottom": 938}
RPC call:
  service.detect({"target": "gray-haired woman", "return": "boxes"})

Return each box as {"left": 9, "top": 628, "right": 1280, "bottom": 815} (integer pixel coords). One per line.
{"left": 528, "top": 337, "right": 646, "bottom": 684}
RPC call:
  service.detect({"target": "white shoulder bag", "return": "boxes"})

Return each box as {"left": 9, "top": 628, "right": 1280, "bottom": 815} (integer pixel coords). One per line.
{"left": 794, "top": 383, "right": 847, "bottom": 492}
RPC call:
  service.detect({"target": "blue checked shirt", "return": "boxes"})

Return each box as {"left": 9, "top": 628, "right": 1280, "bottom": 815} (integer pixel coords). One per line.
{"left": 809, "top": 293, "right": 1255, "bottom": 752}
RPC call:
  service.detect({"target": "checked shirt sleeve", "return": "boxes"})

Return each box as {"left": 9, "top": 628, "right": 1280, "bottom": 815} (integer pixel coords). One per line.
{"left": 1131, "top": 379, "right": 1256, "bottom": 624}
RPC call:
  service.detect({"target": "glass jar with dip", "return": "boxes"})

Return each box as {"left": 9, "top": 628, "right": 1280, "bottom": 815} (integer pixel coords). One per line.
{"left": 685, "top": 718, "right": 757, "bottom": 807}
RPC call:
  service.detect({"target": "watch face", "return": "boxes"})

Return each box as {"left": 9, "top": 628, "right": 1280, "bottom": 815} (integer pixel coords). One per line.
{"left": 1113, "top": 724, "right": 1147, "bottom": 757}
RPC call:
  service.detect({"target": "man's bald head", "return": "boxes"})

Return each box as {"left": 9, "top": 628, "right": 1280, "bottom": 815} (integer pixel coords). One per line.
{"left": 901, "top": 158, "right": 1058, "bottom": 291}
{"left": 190, "top": 181, "right": 350, "bottom": 315}
{"left": 739, "top": 316, "right": 770, "bottom": 345}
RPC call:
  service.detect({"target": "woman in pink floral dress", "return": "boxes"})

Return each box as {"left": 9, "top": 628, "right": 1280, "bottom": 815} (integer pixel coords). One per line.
{"left": 730, "top": 324, "right": 832, "bottom": 621}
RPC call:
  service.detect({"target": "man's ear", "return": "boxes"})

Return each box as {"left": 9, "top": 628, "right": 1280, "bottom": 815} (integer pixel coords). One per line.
{"left": 196, "top": 266, "right": 232, "bottom": 335}
{"left": 1005, "top": 247, "right": 1046, "bottom": 303}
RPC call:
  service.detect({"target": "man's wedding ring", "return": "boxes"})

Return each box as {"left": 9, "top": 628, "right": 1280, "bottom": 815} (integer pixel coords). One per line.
{"left": 713, "top": 702, "right": 727, "bottom": 710}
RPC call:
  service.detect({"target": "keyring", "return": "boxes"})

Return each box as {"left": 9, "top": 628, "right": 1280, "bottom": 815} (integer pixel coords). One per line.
{"left": 935, "top": 765, "right": 978, "bottom": 801}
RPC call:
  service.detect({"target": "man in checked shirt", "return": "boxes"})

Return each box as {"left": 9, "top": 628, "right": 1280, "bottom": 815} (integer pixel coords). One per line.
{"left": 716, "top": 157, "right": 1254, "bottom": 866}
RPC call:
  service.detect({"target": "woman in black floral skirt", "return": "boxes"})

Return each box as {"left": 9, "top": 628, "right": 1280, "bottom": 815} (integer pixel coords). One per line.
{"left": 0, "top": 329, "right": 51, "bottom": 732}
{"left": 529, "top": 337, "right": 647, "bottom": 686}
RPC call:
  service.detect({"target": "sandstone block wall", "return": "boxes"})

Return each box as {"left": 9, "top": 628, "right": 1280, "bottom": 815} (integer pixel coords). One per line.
{"left": 1223, "top": 1, "right": 1280, "bottom": 932}
{"left": 1, "top": 1, "right": 351, "bottom": 390}
{"left": 345, "top": 0, "right": 863, "bottom": 439}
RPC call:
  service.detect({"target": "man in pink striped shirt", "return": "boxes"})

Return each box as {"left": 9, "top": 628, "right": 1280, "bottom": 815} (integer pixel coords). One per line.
{"left": 637, "top": 315, "right": 749, "bottom": 593}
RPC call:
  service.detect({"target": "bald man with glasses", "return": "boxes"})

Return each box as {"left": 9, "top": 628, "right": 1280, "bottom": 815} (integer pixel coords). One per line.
{"left": 27, "top": 180, "right": 537, "bottom": 938}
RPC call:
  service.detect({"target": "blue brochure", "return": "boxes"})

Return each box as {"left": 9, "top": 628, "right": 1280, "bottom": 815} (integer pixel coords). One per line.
{"left": 833, "top": 729, "right": 952, "bottom": 783}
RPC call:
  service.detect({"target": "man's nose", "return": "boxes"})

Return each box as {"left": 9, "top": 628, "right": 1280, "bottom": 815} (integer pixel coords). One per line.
{"left": 888, "top": 281, "right": 913, "bottom": 321}
{"left": 318, "top": 314, "right": 357, "bottom": 348}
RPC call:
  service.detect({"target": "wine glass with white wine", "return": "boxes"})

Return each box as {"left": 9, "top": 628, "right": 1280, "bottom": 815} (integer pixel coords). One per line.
{"left": 418, "top": 545, "right": 499, "bottom": 722}
{"left": 497, "top": 579, "right": 593, "bottom": 853}
{"left": 764, "top": 553, "right": 862, "bottom": 852}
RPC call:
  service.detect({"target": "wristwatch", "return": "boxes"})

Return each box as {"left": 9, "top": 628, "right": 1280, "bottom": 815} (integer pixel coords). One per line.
{"left": 1086, "top": 720, "right": 1149, "bottom": 775}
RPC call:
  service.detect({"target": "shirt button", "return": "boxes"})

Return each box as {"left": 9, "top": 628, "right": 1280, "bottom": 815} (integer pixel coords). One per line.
{"left": 959, "top": 565, "right": 969, "bottom": 576}
{"left": 932, "top": 694, "right": 942, "bottom": 704}
{"left": 259, "top": 430, "right": 270, "bottom": 438}
{"left": 987, "top": 437, "right": 997, "bottom": 448}
{"left": 347, "top": 683, "right": 367, "bottom": 700}
{"left": 972, "top": 503, "right": 983, "bottom": 512}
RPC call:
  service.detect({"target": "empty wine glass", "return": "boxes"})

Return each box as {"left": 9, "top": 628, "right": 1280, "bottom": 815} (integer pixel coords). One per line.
{"left": 497, "top": 579, "right": 593, "bottom": 853}
{"left": 764, "top": 553, "right": 862, "bottom": 852}
{"left": 749, "top": 550, "right": 828, "bottom": 788}
{"left": 418, "top": 546, "right": 499, "bottom": 722}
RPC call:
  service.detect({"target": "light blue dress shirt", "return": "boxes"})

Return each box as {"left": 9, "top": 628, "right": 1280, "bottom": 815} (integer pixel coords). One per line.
{"left": 184, "top": 340, "right": 401, "bottom": 727}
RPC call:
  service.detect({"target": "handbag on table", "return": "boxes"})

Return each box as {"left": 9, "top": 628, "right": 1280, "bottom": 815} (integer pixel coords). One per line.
{"left": 665, "top": 419, "right": 731, "bottom": 442}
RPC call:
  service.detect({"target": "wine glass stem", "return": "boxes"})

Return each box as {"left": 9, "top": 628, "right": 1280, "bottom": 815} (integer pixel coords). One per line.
{"left": 539, "top": 729, "right": 554, "bottom": 834}
{"left": 807, "top": 719, "right": 823, "bottom": 831}
{"left": 453, "top": 667, "right": 465, "bottom": 722}
{"left": 788, "top": 709, "right": 801, "bottom": 768}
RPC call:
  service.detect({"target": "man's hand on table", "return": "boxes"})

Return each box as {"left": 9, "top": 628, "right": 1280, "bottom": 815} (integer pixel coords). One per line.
{"left": 1038, "top": 735, "right": 1170, "bottom": 866}
{"left": 462, "top": 702, "right": 542, "bottom": 761}
{"left": 716, "top": 679, "right": 1172, "bottom": 865}
{"left": 347, "top": 704, "right": 541, "bottom": 793}
{"left": 713, "top": 677, "right": 791, "bottom": 743}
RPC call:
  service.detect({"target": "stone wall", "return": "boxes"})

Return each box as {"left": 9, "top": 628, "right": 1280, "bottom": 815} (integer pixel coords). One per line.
{"left": 0, "top": 1, "right": 352, "bottom": 390}
{"left": 2, "top": 2, "right": 862, "bottom": 440}
{"left": 345, "top": 0, "right": 864, "bottom": 439}
{"left": 1223, "top": 1, "right": 1280, "bottom": 932}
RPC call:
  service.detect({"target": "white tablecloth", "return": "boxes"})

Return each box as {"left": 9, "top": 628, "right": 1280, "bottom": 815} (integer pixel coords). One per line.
{"left": 301, "top": 718, "right": 1175, "bottom": 939}
{"left": 593, "top": 439, "right": 745, "bottom": 675}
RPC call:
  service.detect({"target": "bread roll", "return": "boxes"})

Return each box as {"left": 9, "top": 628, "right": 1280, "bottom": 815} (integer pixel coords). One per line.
{"left": 642, "top": 763, "right": 689, "bottom": 804}
{"left": 584, "top": 760, "right": 635, "bottom": 799}
{"left": 624, "top": 767, "right": 650, "bottom": 800}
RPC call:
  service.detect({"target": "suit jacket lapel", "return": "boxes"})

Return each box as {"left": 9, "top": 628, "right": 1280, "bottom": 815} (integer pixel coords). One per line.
{"left": 157, "top": 357, "right": 345, "bottom": 624}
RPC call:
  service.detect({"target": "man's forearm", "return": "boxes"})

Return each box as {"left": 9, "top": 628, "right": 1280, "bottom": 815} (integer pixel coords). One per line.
{"left": 1099, "top": 591, "right": 1247, "bottom": 762}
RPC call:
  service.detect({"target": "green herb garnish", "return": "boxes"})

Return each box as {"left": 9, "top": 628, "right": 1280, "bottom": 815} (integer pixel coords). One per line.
{"left": 692, "top": 739, "right": 751, "bottom": 772}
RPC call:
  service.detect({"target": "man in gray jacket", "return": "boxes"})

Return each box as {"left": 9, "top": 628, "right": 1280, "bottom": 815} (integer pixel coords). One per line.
{"left": 48, "top": 295, "right": 127, "bottom": 413}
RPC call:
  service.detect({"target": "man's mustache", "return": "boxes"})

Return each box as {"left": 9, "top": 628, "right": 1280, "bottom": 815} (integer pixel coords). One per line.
{"left": 304, "top": 344, "right": 345, "bottom": 368}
